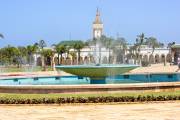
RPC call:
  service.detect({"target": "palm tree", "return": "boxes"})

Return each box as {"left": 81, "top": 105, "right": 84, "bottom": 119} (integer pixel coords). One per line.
{"left": 26, "top": 45, "right": 38, "bottom": 65}
{"left": 135, "top": 33, "right": 146, "bottom": 64}
{"left": 13, "top": 47, "right": 22, "bottom": 68}
{"left": 73, "top": 41, "right": 85, "bottom": 64}
{"left": 41, "top": 49, "right": 54, "bottom": 71}
{"left": 38, "top": 40, "right": 47, "bottom": 50}
{"left": 4, "top": 45, "right": 19, "bottom": 65}
{"left": 167, "top": 42, "right": 175, "bottom": 49}
{"left": 60, "top": 41, "right": 79, "bottom": 59}
{"left": 33, "top": 43, "right": 39, "bottom": 66}
{"left": 106, "top": 37, "right": 114, "bottom": 64}
{"left": 97, "top": 35, "right": 114, "bottom": 64}
{"left": 167, "top": 42, "right": 176, "bottom": 64}
{"left": 0, "top": 33, "right": 4, "bottom": 65}
{"left": 54, "top": 44, "right": 66, "bottom": 65}
{"left": 1, "top": 46, "right": 21, "bottom": 67}
{"left": 145, "top": 37, "right": 162, "bottom": 65}
{"left": 136, "top": 33, "right": 145, "bottom": 45}
{"left": 65, "top": 45, "right": 71, "bottom": 59}
{"left": 96, "top": 37, "right": 102, "bottom": 64}
{"left": 129, "top": 45, "right": 136, "bottom": 59}
{"left": 146, "top": 37, "right": 163, "bottom": 55}
{"left": 69, "top": 51, "right": 77, "bottom": 65}
{"left": 0, "top": 33, "right": 4, "bottom": 39}
{"left": 114, "top": 37, "right": 127, "bottom": 63}
{"left": 17, "top": 46, "right": 27, "bottom": 67}
{"left": 38, "top": 40, "right": 47, "bottom": 67}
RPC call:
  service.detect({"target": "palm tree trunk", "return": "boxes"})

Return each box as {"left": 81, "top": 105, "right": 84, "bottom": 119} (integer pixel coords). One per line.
{"left": 137, "top": 47, "right": 141, "bottom": 65}
{"left": 41, "top": 56, "right": 45, "bottom": 68}
{"left": 42, "top": 56, "right": 46, "bottom": 71}
{"left": 108, "top": 48, "right": 110, "bottom": 64}
{"left": 51, "top": 56, "right": 55, "bottom": 71}
{"left": 150, "top": 48, "right": 155, "bottom": 65}
{"left": 58, "top": 53, "right": 60, "bottom": 65}
{"left": 78, "top": 51, "right": 80, "bottom": 65}
{"left": 60, "top": 53, "right": 63, "bottom": 65}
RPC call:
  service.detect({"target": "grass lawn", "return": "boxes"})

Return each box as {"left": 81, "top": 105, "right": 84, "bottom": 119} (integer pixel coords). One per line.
{"left": 0, "top": 90, "right": 180, "bottom": 99}
{"left": 0, "top": 66, "right": 53, "bottom": 73}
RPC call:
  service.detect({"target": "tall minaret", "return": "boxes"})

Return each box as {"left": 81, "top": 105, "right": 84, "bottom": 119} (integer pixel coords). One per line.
{"left": 93, "top": 8, "right": 103, "bottom": 39}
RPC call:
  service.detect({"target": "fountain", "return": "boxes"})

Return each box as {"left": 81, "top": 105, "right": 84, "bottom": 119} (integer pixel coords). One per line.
{"left": 56, "top": 64, "right": 139, "bottom": 84}
{"left": 56, "top": 9, "right": 139, "bottom": 84}
{"left": 56, "top": 37, "right": 139, "bottom": 84}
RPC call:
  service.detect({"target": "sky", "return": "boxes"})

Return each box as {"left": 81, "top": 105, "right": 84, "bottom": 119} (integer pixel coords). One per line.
{"left": 0, "top": 0, "right": 180, "bottom": 47}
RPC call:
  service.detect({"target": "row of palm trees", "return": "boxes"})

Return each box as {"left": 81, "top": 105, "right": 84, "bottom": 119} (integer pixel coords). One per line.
{"left": 129, "top": 33, "right": 164, "bottom": 65}
{"left": 0, "top": 39, "right": 45, "bottom": 67}
{"left": 0, "top": 35, "right": 87, "bottom": 69}
{"left": 0, "top": 33, "right": 167, "bottom": 69}
{"left": 53, "top": 40, "right": 85, "bottom": 65}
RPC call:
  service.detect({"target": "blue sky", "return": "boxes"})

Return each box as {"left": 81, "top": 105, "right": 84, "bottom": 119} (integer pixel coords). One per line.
{"left": 0, "top": 0, "right": 180, "bottom": 47}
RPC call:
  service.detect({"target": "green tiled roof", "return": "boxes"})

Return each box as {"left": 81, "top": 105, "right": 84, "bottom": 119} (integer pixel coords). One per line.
{"left": 171, "top": 44, "right": 180, "bottom": 48}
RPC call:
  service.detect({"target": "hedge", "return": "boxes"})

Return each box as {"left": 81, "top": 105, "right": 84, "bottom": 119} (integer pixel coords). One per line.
{"left": 0, "top": 95, "right": 180, "bottom": 104}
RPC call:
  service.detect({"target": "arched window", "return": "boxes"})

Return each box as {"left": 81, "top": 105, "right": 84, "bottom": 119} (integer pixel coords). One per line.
{"left": 149, "top": 55, "right": 154, "bottom": 64}
{"left": 155, "top": 54, "right": 160, "bottom": 63}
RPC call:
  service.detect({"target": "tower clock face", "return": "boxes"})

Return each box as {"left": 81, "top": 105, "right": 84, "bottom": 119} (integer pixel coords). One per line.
{"left": 94, "top": 30, "right": 101, "bottom": 38}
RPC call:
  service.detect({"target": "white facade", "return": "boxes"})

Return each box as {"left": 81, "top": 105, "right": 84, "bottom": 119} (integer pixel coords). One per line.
{"left": 34, "top": 46, "right": 171, "bottom": 66}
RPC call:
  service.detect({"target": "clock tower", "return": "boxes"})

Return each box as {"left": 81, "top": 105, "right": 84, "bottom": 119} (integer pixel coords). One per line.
{"left": 93, "top": 8, "right": 103, "bottom": 39}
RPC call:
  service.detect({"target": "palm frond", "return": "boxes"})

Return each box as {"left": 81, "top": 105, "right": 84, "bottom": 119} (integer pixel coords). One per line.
{"left": 0, "top": 33, "right": 4, "bottom": 39}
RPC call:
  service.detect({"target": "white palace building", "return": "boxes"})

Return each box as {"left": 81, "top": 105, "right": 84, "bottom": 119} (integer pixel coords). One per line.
{"left": 34, "top": 9, "right": 180, "bottom": 66}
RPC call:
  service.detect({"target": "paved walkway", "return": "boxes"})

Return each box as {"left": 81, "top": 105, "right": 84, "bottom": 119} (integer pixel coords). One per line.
{"left": 128, "top": 64, "right": 180, "bottom": 74}
{"left": 0, "top": 102, "right": 179, "bottom": 120}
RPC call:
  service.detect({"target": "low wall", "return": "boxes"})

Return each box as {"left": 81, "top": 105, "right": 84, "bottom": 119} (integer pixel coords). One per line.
{"left": 0, "top": 82, "right": 180, "bottom": 94}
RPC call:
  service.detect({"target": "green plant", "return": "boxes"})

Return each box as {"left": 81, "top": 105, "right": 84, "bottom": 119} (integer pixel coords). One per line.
{"left": 0, "top": 95, "right": 180, "bottom": 104}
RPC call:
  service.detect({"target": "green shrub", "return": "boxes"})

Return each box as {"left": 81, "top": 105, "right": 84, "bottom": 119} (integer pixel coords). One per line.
{"left": 0, "top": 95, "right": 180, "bottom": 104}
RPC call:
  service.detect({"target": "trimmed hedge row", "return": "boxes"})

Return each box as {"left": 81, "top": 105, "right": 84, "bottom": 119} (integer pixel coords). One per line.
{"left": 0, "top": 95, "right": 180, "bottom": 104}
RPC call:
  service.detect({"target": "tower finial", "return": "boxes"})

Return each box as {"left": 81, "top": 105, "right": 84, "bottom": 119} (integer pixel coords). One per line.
{"left": 94, "top": 7, "right": 101, "bottom": 24}
{"left": 96, "top": 7, "right": 100, "bottom": 16}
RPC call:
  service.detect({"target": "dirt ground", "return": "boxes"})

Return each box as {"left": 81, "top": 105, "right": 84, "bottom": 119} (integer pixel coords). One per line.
{"left": 0, "top": 102, "right": 180, "bottom": 120}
